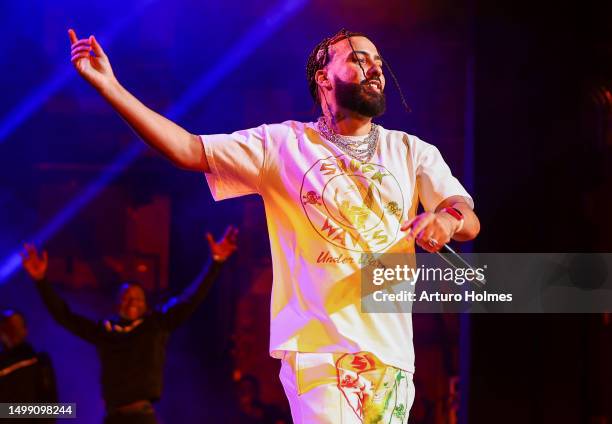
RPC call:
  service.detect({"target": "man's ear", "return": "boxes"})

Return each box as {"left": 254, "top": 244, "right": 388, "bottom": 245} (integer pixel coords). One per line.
{"left": 315, "top": 69, "right": 332, "bottom": 92}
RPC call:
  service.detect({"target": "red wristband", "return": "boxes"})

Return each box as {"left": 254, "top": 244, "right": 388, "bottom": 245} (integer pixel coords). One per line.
{"left": 442, "top": 207, "right": 463, "bottom": 221}
{"left": 441, "top": 207, "right": 465, "bottom": 233}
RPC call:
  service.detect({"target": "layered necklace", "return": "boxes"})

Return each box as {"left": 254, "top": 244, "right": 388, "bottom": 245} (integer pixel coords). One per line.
{"left": 316, "top": 116, "right": 379, "bottom": 163}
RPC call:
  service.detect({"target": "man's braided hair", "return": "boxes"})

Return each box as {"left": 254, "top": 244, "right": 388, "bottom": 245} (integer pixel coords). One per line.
{"left": 306, "top": 29, "right": 412, "bottom": 113}
{"left": 306, "top": 29, "right": 365, "bottom": 104}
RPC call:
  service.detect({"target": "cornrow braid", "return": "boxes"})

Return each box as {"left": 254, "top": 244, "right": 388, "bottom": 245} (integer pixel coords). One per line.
{"left": 306, "top": 29, "right": 365, "bottom": 103}
{"left": 306, "top": 29, "right": 412, "bottom": 113}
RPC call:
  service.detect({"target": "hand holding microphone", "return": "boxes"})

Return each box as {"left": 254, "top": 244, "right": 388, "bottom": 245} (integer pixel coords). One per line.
{"left": 401, "top": 207, "right": 485, "bottom": 287}
{"left": 401, "top": 207, "right": 464, "bottom": 253}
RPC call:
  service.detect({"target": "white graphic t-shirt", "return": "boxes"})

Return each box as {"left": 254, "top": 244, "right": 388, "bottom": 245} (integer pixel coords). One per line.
{"left": 201, "top": 120, "right": 472, "bottom": 372}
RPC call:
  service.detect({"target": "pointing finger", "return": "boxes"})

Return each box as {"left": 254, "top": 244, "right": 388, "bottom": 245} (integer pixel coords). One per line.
{"left": 410, "top": 216, "right": 434, "bottom": 241}
{"left": 400, "top": 216, "right": 418, "bottom": 232}
{"left": 68, "top": 28, "right": 78, "bottom": 45}
{"left": 403, "top": 216, "right": 425, "bottom": 238}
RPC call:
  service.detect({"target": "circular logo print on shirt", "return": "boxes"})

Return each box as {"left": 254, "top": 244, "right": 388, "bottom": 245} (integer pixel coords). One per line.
{"left": 300, "top": 154, "right": 404, "bottom": 253}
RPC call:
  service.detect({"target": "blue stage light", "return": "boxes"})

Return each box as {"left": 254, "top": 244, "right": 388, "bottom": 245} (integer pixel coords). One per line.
{"left": 0, "top": 0, "right": 159, "bottom": 145}
{"left": 0, "top": 0, "right": 308, "bottom": 283}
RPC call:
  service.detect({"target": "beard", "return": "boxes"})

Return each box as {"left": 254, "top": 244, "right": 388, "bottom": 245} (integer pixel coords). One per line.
{"left": 334, "top": 76, "right": 386, "bottom": 118}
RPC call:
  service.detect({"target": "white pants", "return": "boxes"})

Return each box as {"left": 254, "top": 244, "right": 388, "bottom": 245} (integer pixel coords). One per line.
{"left": 279, "top": 351, "right": 415, "bottom": 424}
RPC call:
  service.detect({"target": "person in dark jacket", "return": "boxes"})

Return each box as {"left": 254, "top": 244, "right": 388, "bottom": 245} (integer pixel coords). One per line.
{"left": 21, "top": 226, "right": 238, "bottom": 424}
{"left": 0, "top": 309, "right": 58, "bottom": 424}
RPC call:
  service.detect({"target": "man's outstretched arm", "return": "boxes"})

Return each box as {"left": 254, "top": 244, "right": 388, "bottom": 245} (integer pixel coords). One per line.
{"left": 161, "top": 226, "right": 238, "bottom": 330}
{"left": 21, "top": 244, "right": 99, "bottom": 343}
{"left": 68, "top": 29, "right": 209, "bottom": 172}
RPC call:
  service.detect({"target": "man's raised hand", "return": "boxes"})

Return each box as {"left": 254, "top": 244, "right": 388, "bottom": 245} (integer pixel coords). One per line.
{"left": 69, "top": 28, "right": 116, "bottom": 90}
{"left": 21, "top": 243, "right": 48, "bottom": 281}
{"left": 67, "top": 28, "right": 209, "bottom": 172}
{"left": 206, "top": 226, "right": 239, "bottom": 262}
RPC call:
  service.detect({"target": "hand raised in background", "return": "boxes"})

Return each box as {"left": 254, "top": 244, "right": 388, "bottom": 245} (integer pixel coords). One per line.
{"left": 206, "top": 226, "right": 239, "bottom": 262}
{"left": 21, "top": 243, "right": 48, "bottom": 281}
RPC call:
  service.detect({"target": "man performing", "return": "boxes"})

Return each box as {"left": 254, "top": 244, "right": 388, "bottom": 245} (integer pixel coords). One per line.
{"left": 68, "top": 28, "right": 479, "bottom": 423}
{"left": 20, "top": 227, "right": 238, "bottom": 424}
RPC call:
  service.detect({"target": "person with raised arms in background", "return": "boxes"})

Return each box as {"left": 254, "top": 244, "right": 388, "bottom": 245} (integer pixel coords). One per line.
{"left": 21, "top": 226, "right": 238, "bottom": 424}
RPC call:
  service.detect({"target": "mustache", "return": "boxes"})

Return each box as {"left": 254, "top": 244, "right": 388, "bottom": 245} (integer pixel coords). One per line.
{"left": 360, "top": 77, "right": 382, "bottom": 85}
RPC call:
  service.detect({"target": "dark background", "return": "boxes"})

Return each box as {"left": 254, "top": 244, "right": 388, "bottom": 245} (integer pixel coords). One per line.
{"left": 471, "top": 1, "right": 612, "bottom": 422}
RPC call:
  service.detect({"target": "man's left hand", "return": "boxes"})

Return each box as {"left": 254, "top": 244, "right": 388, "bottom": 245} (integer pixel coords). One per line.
{"left": 401, "top": 212, "right": 457, "bottom": 253}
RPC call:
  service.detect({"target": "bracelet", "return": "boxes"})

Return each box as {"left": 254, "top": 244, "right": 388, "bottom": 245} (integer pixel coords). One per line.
{"left": 441, "top": 207, "right": 464, "bottom": 234}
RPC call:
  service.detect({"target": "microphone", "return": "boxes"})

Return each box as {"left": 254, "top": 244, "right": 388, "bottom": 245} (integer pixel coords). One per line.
{"left": 436, "top": 244, "right": 486, "bottom": 288}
